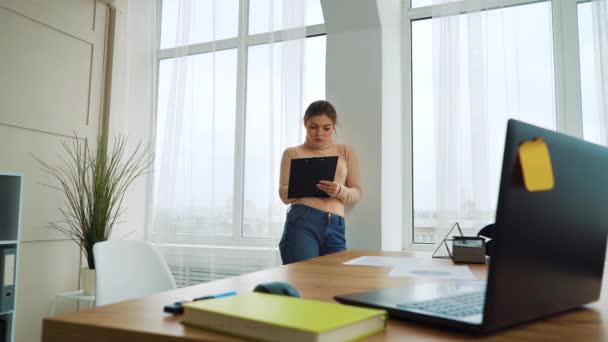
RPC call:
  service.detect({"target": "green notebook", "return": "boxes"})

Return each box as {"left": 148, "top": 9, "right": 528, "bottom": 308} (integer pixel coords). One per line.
{"left": 181, "top": 293, "right": 387, "bottom": 342}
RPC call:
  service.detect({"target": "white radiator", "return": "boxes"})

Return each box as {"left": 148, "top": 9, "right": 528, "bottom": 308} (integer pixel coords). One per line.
{"left": 169, "top": 263, "right": 263, "bottom": 287}
{"left": 156, "top": 244, "right": 282, "bottom": 287}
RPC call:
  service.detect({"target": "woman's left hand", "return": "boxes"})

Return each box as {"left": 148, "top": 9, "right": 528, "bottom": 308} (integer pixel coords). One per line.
{"left": 317, "top": 180, "right": 342, "bottom": 197}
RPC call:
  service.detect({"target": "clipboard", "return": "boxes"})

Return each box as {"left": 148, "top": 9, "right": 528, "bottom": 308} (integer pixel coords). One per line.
{"left": 287, "top": 156, "right": 339, "bottom": 198}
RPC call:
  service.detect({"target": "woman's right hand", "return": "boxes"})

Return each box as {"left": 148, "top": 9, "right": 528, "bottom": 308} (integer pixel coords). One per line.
{"left": 317, "top": 180, "right": 342, "bottom": 197}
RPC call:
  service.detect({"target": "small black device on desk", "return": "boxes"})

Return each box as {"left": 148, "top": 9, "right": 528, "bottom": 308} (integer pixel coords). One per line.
{"left": 287, "top": 156, "right": 338, "bottom": 198}
{"left": 253, "top": 281, "right": 302, "bottom": 298}
{"left": 163, "top": 291, "right": 236, "bottom": 315}
{"left": 431, "top": 223, "right": 486, "bottom": 264}
{"left": 452, "top": 236, "right": 486, "bottom": 264}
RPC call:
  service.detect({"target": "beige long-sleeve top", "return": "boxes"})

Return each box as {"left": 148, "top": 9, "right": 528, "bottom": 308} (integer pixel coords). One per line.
{"left": 279, "top": 143, "right": 362, "bottom": 217}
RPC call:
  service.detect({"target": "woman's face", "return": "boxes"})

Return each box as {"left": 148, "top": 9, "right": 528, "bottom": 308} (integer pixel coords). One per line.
{"left": 305, "top": 114, "right": 335, "bottom": 148}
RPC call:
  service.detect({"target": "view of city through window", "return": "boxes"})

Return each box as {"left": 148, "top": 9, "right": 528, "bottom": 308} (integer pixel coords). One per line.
{"left": 153, "top": 0, "right": 325, "bottom": 242}
{"left": 412, "top": 2, "right": 556, "bottom": 243}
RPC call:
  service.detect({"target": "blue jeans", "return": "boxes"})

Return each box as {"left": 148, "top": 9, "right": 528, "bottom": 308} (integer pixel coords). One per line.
{"left": 279, "top": 204, "right": 346, "bottom": 265}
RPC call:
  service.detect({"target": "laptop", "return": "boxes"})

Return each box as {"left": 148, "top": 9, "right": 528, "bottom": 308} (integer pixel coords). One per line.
{"left": 335, "top": 119, "right": 608, "bottom": 333}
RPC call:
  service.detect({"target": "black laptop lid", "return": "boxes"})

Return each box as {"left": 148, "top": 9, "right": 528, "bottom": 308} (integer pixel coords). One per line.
{"left": 484, "top": 119, "right": 608, "bottom": 330}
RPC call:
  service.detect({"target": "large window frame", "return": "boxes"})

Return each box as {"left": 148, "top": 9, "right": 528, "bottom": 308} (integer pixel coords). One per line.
{"left": 403, "top": 0, "right": 588, "bottom": 250}
{"left": 153, "top": 0, "right": 326, "bottom": 248}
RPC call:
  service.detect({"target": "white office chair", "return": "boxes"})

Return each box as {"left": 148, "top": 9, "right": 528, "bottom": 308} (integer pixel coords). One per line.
{"left": 93, "top": 240, "right": 177, "bottom": 306}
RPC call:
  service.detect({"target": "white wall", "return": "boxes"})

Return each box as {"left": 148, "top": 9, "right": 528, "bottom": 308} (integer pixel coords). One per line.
{"left": 0, "top": 1, "right": 107, "bottom": 341}
{"left": 322, "top": 0, "right": 382, "bottom": 250}
{"left": 377, "top": 0, "right": 406, "bottom": 251}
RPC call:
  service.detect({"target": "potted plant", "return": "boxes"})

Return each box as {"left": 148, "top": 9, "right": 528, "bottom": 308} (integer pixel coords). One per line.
{"left": 35, "top": 135, "right": 152, "bottom": 295}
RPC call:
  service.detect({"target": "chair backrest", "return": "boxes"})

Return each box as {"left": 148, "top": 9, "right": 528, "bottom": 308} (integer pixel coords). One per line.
{"left": 93, "top": 240, "right": 176, "bottom": 306}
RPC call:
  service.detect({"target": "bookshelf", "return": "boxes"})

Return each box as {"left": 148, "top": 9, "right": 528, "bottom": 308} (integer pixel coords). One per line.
{"left": 0, "top": 173, "right": 22, "bottom": 342}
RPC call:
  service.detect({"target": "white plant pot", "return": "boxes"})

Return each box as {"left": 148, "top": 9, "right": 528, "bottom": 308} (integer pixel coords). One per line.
{"left": 82, "top": 268, "right": 96, "bottom": 296}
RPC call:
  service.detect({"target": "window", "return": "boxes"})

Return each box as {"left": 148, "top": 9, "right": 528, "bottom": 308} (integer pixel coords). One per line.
{"left": 578, "top": 1, "right": 604, "bottom": 145}
{"left": 411, "top": 0, "right": 445, "bottom": 7}
{"left": 153, "top": 0, "right": 326, "bottom": 245}
{"left": 408, "top": 0, "right": 589, "bottom": 246}
{"left": 160, "top": 0, "right": 239, "bottom": 49}
{"left": 249, "top": 0, "right": 324, "bottom": 35}
{"left": 243, "top": 36, "right": 326, "bottom": 238}
{"left": 155, "top": 50, "right": 238, "bottom": 237}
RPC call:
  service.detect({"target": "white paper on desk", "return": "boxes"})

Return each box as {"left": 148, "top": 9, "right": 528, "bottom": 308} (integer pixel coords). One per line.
{"left": 343, "top": 256, "right": 420, "bottom": 267}
{"left": 389, "top": 264, "right": 476, "bottom": 280}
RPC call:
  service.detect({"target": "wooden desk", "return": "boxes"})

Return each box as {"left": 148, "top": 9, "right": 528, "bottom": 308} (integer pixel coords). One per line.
{"left": 42, "top": 250, "right": 607, "bottom": 341}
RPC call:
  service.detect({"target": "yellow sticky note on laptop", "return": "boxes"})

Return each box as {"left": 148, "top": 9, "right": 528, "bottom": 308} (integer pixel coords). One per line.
{"left": 518, "top": 138, "right": 554, "bottom": 192}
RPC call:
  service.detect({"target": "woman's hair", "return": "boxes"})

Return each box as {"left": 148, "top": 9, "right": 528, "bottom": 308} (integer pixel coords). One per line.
{"left": 303, "top": 100, "right": 337, "bottom": 125}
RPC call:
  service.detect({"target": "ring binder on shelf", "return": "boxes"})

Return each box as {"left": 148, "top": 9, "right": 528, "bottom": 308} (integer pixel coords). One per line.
{"left": 0, "top": 248, "right": 16, "bottom": 313}
{"left": 0, "top": 173, "right": 21, "bottom": 342}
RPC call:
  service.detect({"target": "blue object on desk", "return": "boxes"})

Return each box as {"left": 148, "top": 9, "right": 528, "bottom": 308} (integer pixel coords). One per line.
{"left": 163, "top": 291, "right": 237, "bottom": 315}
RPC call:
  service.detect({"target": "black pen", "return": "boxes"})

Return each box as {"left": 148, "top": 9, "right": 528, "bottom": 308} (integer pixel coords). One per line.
{"left": 163, "top": 291, "right": 237, "bottom": 315}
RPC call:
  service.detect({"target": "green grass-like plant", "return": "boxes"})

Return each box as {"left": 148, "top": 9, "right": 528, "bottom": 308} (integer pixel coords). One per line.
{"left": 35, "top": 135, "right": 152, "bottom": 269}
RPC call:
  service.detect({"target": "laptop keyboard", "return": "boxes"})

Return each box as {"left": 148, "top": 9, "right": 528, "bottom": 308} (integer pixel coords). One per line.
{"left": 397, "top": 291, "right": 485, "bottom": 318}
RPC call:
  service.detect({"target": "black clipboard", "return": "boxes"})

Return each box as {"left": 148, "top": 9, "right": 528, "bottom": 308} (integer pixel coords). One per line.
{"left": 287, "top": 156, "right": 339, "bottom": 198}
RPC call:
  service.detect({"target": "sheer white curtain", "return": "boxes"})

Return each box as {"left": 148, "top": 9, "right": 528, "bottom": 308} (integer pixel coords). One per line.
{"left": 103, "top": 0, "right": 158, "bottom": 241}
{"left": 242, "top": 1, "right": 308, "bottom": 239}
{"left": 428, "top": 0, "right": 556, "bottom": 241}
{"left": 431, "top": 1, "right": 492, "bottom": 237}
{"left": 591, "top": 0, "right": 608, "bottom": 143}
{"left": 153, "top": 0, "right": 237, "bottom": 242}
{"left": 151, "top": 0, "right": 310, "bottom": 285}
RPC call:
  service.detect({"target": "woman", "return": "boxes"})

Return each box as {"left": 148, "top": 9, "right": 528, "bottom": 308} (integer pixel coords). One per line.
{"left": 278, "top": 100, "right": 362, "bottom": 265}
